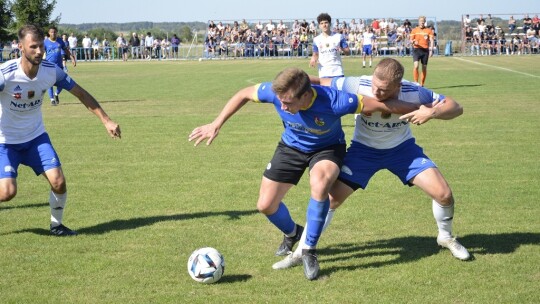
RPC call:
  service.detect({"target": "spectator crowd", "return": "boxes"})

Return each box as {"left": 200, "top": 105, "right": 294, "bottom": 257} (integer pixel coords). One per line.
{"left": 1, "top": 14, "right": 538, "bottom": 62}
{"left": 462, "top": 13, "right": 540, "bottom": 55}
{"left": 202, "top": 18, "right": 432, "bottom": 58}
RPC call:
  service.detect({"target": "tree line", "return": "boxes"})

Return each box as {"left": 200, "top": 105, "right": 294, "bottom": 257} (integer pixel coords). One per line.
{"left": 0, "top": 0, "right": 206, "bottom": 45}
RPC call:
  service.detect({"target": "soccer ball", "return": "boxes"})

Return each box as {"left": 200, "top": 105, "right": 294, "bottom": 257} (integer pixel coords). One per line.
{"left": 187, "top": 247, "right": 225, "bottom": 284}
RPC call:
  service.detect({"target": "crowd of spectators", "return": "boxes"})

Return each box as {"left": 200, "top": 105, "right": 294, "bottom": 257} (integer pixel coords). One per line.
{"left": 462, "top": 13, "right": 540, "bottom": 55}
{"left": 202, "top": 18, "right": 441, "bottom": 59}
{"left": 1, "top": 31, "right": 183, "bottom": 62}
{"left": 67, "top": 31, "right": 183, "bottom": 61}
{"left": 1, "top": 15, "right": 538, "bottom": 62}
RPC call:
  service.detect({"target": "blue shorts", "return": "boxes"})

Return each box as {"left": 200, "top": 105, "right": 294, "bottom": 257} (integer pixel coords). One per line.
{"left": 0, "top": 133, "right": 61, "bottom": 178}
{"left": 338, "top": 138, "right": 437, "bottom": 190}
{"left": 363, "top": 45, "right": 373, "bottom": 55}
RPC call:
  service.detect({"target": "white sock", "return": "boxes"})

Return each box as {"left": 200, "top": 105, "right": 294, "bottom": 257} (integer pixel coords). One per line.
{"left": 293, "top": 209, "right": 336, "bottom": 257}
{"left": 50, "top": 191, "right": 67, "bottom": 227}
{"left": 432, "top": 200, "right": 453, "bottom": 240}
{"left": 362, "top": 60, "right": 365, "bottom": 66}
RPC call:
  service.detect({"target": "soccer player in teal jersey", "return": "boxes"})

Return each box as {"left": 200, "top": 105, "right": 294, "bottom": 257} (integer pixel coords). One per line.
{"left": 44, "top": 26, "right": 76, "bottom": 105}
{"left": 189, "top": 67, "right": 417, "bottom": 280}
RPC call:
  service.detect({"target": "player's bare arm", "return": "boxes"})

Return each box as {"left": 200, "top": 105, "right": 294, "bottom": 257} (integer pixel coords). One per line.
{"left": 65, "top": 46, "right": 76, "bottom": 67}
{"left": 309, "top": 53, "right": 319, "bottom": 68}
{"left": 399, "top": 97, "right": 463, "bottom": 125}
{"left": 189, "top": 86, "right": 255, "bottom": 146}
{"left": 69, "top": 84, "right": 121, "bottom": 138}
{"left": 362, "top": 96, "right": 419, "bottom": 115}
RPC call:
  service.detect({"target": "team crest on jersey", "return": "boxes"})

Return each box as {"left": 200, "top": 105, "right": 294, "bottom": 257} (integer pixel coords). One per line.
{"left": 363, "top": 112, "right": 372, "bottom": 117}
{"left": 314, "top": 116, "right": 325, "bottom": 126}
{"left": 28, "top": 91, "right": 35, "bottom": 98}
{"left": 13, "top": 93, "right": 21, "bottom": 99}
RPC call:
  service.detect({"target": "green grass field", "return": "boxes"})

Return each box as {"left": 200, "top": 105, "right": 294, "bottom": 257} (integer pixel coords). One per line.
{"left": 1, "top": 56, "right": 539, "bottom": 303}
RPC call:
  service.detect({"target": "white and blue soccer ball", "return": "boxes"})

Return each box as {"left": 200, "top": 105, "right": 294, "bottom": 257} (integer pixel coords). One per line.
{"left": 187, "top": 247, "right": 225, "bottom": 284}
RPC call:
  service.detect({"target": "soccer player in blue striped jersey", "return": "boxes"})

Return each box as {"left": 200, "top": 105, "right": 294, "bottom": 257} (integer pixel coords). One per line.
{"left": 273, "top": 59, "right": 470, "bottom": 271}
{"left": 189, "top": 67, "right": 417, "bottom": 280}
{"left": 44, "top": 26, "right": 76, "bottom": 105}
{"left": 0, "top": 25, "right": 121, "bottom": 236}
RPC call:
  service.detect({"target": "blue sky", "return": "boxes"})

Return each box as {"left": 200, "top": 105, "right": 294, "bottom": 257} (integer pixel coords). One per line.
{"left": 53, "top": 0, "right": 538, "bottom": 24}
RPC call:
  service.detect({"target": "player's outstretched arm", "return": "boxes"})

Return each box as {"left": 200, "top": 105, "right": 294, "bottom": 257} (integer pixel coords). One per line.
{"left": 362, "top": 96, "right": 419, "bottom": 115}
{"left": 399, "top": 97, "right": 463, "bottom": 125}
{"left": 189, "top": 86, "right": 255, "bottom": 147}
{"left": 68, "top": 84, "right": 121, "bottom": 138}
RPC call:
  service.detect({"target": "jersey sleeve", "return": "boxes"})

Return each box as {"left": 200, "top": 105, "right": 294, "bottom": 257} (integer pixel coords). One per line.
{"left": 0, "top": 72, "right": 5, "bottom": 92}
{"left": 312, "top": 39, "right": 319, "bottom": 53}
{"left": 334, "top": 90, "right": 363, "bottom": 115}
{"left": 252, "top": 82, "right": 274, "bottom": 104}
{"left": 54, "top": 65, "right": 76, "bottom": 91}
{"left": 418, "top": 86, "right": 445, "bottom": 105}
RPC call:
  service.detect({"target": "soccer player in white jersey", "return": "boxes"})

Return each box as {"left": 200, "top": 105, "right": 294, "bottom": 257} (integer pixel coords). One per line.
{"left": 273, "top": 58, "right": 471, "bottom": 270}
{"left": 309, "top": 13, "right": 350, "bottom": 78}
{"left": 362, "top": 27, "right": 376, "bottom": 68}
{"left": 0, "top": 25, "right": 121, "bottom": 236}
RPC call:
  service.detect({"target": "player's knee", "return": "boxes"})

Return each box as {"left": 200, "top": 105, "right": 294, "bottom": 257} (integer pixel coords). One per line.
{"left": 434, "top": 189, "right": 453, "bottom": 206}
{"left": 49, "top": 176, "right": 67, "bottom": 193}
{"left": 329, "top": 198, "right": 343, "bottom": 209}
{"left": 0, "top": 187, "right": 17, "bottom": 202}
{"left": 256, "top": 199, "right": 277, "bottom": 215}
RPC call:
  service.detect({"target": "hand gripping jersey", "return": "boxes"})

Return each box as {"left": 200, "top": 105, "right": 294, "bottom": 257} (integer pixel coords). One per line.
{"left": 0, "top": 58, "right": 76, "bottom": 144}
{"left": 252, "top": 82, "right": 363, "bottom": 153}
{"left": 332, "top": 76, "right": 444, "bottom": 149}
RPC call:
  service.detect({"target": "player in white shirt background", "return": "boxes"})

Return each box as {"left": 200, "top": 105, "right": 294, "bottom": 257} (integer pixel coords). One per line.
{"left": 309, "top": 13, "right": 350, "bottom": 78}
{"left": 273, "top": 58, "right": 471, "bottom": 271}
{"left": 0, "top": 25, "right": 121, "bottom": 236}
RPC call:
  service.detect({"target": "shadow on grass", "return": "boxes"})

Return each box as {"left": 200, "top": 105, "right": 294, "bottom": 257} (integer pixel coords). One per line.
{"left": 217, "top": 274, "right": 252, "bottom": 284}
{"left": 59, "top": 99, "right": 144, "bottom": 105}
{"left": 430, "top": 84, "right": 484, "bottom": 90}
{"left": 318, "top": 232, "right": 540, "bottom": 277}
{"left": 0, "top": 202, "right": 48, "bottom": 211}
{"left": 7, "top": 209, "right": 259, "bottom": 236}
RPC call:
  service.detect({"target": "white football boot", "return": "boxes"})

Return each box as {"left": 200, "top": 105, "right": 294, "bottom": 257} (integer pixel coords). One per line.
{"left": 437, "top": 237, "right": 471, "bottom": 261}
{"left": 272, "top": 252, "right": 302, "bottom": 270}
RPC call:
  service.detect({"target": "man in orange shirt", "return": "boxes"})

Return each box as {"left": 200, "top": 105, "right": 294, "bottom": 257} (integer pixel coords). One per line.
{"left": 410, "top": 16, "right": 434, "bottom": 86}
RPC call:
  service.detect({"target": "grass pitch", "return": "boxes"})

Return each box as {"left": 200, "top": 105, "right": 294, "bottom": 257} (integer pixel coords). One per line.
{"left": 0, "top": 56, "right": 539, "bottom": 303}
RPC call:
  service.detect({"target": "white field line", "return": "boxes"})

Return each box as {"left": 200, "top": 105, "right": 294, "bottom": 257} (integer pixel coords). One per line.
{"left": 454, "top": 57, "right": 540, "bottom": 78}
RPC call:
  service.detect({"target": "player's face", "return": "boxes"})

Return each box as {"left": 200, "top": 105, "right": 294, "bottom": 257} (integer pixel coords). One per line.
{"left": 319, "top": 20, "right": 330, "bottom": 33}
{"left": 48, "top": 28, "right": 58, "bottom": 40}
{"left": 277, "top": 90, "right": 307, "bottom": 114}
{"left": 371, "top": 76, "right": 400, "bottom": 101}
{"left": 418, "top": 18, "right": 426, "bottom": 28}
{"left": 20, "top": 34, "right": 44, "bottom": 66}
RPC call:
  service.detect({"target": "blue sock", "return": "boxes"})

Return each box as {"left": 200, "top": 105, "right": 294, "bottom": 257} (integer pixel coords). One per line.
{"left": 56, "top": 87, "right": 62, "bottom": 95}
{"left": 305, "top": 197, "right": 330, "bottom": 247}
{"left": 48, "top": 87, "right": 54, "bottom": 99}
{"left": 266, "top": 202, "right": 296, "bottom": 235}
